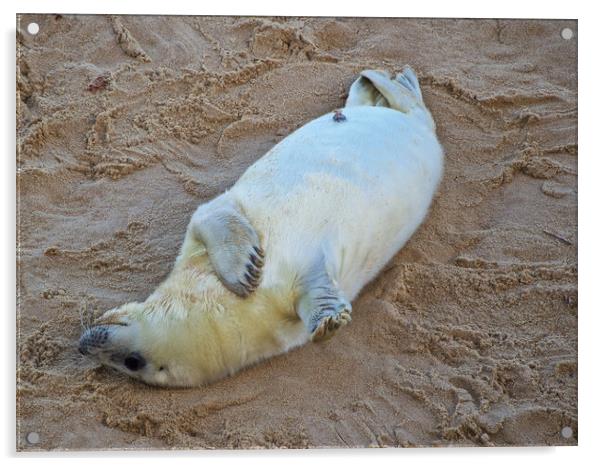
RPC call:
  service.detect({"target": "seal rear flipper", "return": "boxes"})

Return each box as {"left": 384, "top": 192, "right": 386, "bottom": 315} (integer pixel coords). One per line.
{"left": 296, "top": 254, "right": 352, "bottom": 342}
{"left": 395, "top": 65, "right": 423, "bottom": 102}
{"left": 345, "top": 72, "right": 391, "bottom": 108}
{"left": 345, "top": 66, "right": 424, "bottom": 112}
{"left": 345, "top": 66, "right": 435, "bottom": 130}
{"left": 190, "top": 197, "right": 264, "bottom": 298}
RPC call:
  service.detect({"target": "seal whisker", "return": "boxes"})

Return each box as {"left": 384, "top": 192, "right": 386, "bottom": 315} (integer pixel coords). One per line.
{"left": 79, "top": 300, "right": 92, "bottom": 332}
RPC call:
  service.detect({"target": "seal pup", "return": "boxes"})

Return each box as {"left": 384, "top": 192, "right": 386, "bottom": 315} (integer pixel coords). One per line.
{"left": 79, "top": 66, "right": 444, "bottom": 387}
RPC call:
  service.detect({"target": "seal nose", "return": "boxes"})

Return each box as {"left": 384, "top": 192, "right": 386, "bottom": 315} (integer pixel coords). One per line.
{"left": 78, "top": 326, "right": 111, "bottom": 356}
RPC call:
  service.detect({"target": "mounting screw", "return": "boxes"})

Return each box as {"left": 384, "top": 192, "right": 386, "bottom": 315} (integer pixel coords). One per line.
{"left": 561, "top": 426, "right": 573, "bottom": 439}
{"left": 26, "top": 432, "right": 40, "bottom": 445}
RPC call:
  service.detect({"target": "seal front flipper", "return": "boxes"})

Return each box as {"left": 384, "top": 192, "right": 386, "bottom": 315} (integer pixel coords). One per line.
{"left": 296, "top": 254, "right": 352, "bottom": 342}
{"left": 190, "top": 196, "right": 264, "bottom": 298}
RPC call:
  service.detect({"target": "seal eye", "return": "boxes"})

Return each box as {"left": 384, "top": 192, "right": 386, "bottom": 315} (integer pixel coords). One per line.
{"left": 124, "top": 352, "right": 146, "bottom": 371}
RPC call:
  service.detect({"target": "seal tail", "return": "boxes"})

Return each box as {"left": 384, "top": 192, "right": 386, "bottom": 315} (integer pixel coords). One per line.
{"left": 345, "top": 66, "right": 434, "bottom": 128}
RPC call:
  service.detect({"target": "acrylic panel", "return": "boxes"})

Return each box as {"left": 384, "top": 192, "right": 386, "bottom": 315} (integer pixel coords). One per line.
{"left": 16, "top": 15, "right": 577, "bottom": 450}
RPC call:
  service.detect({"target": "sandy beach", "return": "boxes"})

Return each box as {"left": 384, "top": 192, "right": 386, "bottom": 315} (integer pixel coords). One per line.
{"left": 16, "top": 15, "right": 577, "bottom": 450}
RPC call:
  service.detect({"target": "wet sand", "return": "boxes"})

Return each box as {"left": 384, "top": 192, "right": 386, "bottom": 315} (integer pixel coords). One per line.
{"left": 16, "top": 15, "right": 577, "bottom": 450}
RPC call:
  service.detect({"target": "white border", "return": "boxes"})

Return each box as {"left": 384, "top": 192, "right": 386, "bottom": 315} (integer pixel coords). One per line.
{"left": 6, "top": 0, "right": 581, "bottom": 18}
{"left": 3, "top": 1, "right": 599, "bottom": 465}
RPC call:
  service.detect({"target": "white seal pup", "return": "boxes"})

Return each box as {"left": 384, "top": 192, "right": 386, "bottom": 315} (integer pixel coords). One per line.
{"left": 79, "top": 66, "right": 444, "bottom": 387}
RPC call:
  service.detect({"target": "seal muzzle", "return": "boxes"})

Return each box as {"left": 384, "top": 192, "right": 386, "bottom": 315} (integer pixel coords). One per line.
{"left": 78, "top": 325, "right": 111, "bottom": 355}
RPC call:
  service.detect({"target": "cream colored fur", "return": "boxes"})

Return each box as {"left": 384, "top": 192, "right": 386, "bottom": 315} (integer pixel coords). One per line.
{"left": 80, "top": 66, "right": 444, "bottom": 387}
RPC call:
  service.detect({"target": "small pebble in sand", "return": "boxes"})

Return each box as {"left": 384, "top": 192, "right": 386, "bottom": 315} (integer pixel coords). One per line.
{"left": 87, "top": 75, "right": 111, "bottom": 92}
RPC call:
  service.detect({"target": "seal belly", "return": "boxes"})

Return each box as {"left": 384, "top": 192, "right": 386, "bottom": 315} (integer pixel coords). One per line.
{"left": 230, "top": 105, "right": 443, "bottom": 300}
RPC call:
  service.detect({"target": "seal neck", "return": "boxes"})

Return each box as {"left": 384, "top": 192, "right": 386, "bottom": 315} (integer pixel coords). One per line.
{"left": 144, "top": 255, "right": 304, "bottom": 386}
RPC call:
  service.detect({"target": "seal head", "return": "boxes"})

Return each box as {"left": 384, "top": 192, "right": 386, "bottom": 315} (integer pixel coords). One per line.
{"left": 78, "top": 302, "right": 202, "bottom": 387}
